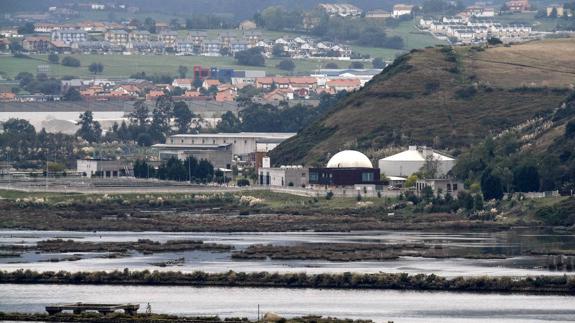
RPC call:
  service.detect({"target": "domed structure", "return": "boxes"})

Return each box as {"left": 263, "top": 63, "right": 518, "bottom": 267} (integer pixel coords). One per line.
{"left": 327, "top": 150, "right": 373, "bottom": 168}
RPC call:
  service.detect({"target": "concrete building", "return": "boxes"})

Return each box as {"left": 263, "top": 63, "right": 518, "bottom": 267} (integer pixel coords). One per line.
{"left": 77, "top": 159, "right": 133, "bottom": 178}
{"left": 258, "top": 166, "right": 309, "bottom": 187}
{"left": 378, "top": 146, "right": 455, "bottom": 178}
{"left": 162, "top": 132, "right": 296, "bottom": 164}
{"left": 152, "top": 143, "right": 233, "bottom": 169}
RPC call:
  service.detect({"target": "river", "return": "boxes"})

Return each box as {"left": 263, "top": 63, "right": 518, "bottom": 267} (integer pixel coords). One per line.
{"left": 1, "top": 284, "right": 574, "bottom": 323}
{"left": 1, "top": 230, "right": 574, "bottom": 277}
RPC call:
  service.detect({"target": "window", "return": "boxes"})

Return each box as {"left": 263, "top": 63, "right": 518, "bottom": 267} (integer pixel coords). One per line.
{"left": 453, "top": 183, "right": 458, "bottom": 191}
{"left": 362, "top": 172, "right": 374, "bottom": 182}
{"left": 447, "top": 183, "right": 451, "bottom": 191}
{"left": 309, "top": 172, "right": 319, "bottom": 181}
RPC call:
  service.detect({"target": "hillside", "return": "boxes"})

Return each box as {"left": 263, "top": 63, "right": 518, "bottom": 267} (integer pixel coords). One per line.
{"left": 270, "top": 38, "right": 575, "bottom": 166}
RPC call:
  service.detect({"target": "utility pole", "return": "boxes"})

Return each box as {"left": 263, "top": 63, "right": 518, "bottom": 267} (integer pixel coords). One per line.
{"left": 45, "top": 153, "right": 49, "bottom": 193}
{"left": 257, "top": 304, "right": 260, "bottom": 322}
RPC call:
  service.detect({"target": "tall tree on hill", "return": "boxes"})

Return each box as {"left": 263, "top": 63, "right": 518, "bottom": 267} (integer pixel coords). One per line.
{"left": 481, "top": 169, "right": 504, "bottom": 200}
{"left": 76, "top": 111, "right": 102, "bottom": 143}
{"left": 150, "top": 95, "right": 174, "bottom": 142}
{"left": 177, "top": 65, "right": 188, "bottom": 78}
{"left": 89, "top": 62, "right": 104, "bottom": 75}
{"left": 129, "top": 100, "right": 149, "bottom": 128}
{"left": 173, "top": 101, "right": 194, "bottom": 134}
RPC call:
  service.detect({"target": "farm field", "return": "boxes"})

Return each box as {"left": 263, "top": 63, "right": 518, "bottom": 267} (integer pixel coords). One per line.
{"left": 0, "top": 54, "right": 345, "bottom": 79}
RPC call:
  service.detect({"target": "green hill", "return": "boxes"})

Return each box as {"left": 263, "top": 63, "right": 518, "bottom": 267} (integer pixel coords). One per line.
{"left": 270, "top": 38, "right": 575, "bottom": 166}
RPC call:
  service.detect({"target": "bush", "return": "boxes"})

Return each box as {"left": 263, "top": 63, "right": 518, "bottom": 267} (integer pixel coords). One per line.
{"left": 237, "top": 179, "right": 250, "bottom": 187}
{"left": 276, "top": 59, "right": 295, "bottom": 71}
{"left": 61, "top": 56, "right": 81, "bottom": 67}
{"left": 455, "top": 86, "right": 477, "bottom": 100}
{"left": 325, "top": 191, "right": 334, "bottom": 200}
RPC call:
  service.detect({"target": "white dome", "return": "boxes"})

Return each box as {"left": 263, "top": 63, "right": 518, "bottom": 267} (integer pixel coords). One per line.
{"left": 326, "top": 150, "right": 373, "bottom": 168}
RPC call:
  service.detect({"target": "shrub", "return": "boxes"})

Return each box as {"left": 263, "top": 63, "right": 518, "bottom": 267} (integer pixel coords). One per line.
{"left": 61, "top": 56, "right": 81, "bottom": 67}
{"left": 237, "top": 179, "right": 250, "bottom": 187}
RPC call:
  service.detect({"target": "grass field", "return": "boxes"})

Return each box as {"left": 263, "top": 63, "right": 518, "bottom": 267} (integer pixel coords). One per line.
{"left": 0, "top": 54, "right": 346, "bottom": 79}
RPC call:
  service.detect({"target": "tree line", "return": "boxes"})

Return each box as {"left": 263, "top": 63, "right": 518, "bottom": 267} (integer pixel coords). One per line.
{"left": 0, "top": 269, "right": 573, "bottom": 294}
{"left": 133, "top": 157, "right": 215, "bottom": 183}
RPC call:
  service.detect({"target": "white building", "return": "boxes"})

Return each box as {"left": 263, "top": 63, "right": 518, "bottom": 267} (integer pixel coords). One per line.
{"left": 258, "top": 165, "right": 309, "bottom": 187}
{"left": 393, "top": 4, "right": 414, "bottom": 17}
{"left": 76, "top": 159, "right": 132, "bottom": 178}
{"left": 378, "top": 146, "right": 455, "bottom": 178}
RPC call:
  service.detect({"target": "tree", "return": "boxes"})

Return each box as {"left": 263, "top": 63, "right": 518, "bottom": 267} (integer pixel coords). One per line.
{"left": 276, "top": 59, "right": 296, "bottom": 71}
{"left": 61, "top": 56, "right": 81, "bottom": 67}
{"left": 216, "top": 111, "right": 242, "bottom": 132}
{"left": 565, "top": 120, "right": 575, "bottom": 138}
{"left": 513, "top": 164, "right": 540, "bottom": 192}
{"left": 272, "top": 44, "right": 286, "bottom": 57}
{"left": 89, "top": 62, "right": 104, "bottom": 75}
{"left": 62, "top": 88, "right": 82, "bottom": 101}
{"left": 17, "top": 22, "right": 35, "bottom": 35}
{"left": 2, "top": 119, "right": 35, "bottom": 139}
{"left": 48, "top": 53, "right": 59, "bottom": 64}
{"left": 150, "top": 96, "right": 174, "bottom": 142}
{"left": 130, "top": 100, "right": 150, "bottom": 127}
{"left": 235, "top": 47, "right": 265, "bottom": 67}
{"left": 349, "top": 61, "right": 364, "bottom": 69}
{"left": 173, "top": 101, "right": 194, "bottom": 133}
{"left": 177, "top": 65, "right": 188, "bottom": 78}
{"left": 76, "top": 111, "right": 102, "bottom": 143}
{"left": 487, "top": 37, "right": 503, "bottom": 45}
{"left": 372, "top": 57, "right": 385, "bottom": 69}
{"left": 481, "top": 170, "right": 504, "bottom": 200}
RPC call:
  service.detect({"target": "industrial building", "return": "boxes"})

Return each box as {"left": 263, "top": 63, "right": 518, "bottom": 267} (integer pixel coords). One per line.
{"left": 163, "top": 132, "right": 296, "bottom": 163}
{"left": 378, "top": 146, "right": 455, "bottom": 178}
{"left": 309, "top": 150, "right": 381, "bottom": 187}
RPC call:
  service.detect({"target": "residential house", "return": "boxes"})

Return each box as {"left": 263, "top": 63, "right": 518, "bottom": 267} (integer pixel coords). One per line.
{"left": 547, "top": 5, "right": 569, "bottom": 17}
{"left": 22, "top": 36, "right": 52, "bottom": 52}
{"left": 392, "top": 4, "right": 414, "bottom": 17}
{"left": 172, "top": 79, "right": 194, "bottom": 90}
{"left": 155, "top": 22, "right": 170, "bottom": 33}
{"left": 201, "top": 40, "right": 222, "bottom": 56}
{"left": 51, "top": 29, "right": 87, "bottom": 44}
{"left": 129, "top": 30, "right": 151, "bottom": 42}
{"left": 239, "top": 20, "right": 257, "bottom": 30}
{"left": 202, "top": 79, "right": 221, "bottom": 90}
{"left": 0, "top": 92, "right": 16, "bottom": 102}
{"left": 105, "top": 30, "right": 129, "bottom": 45}
{"left": 366, "top": 10, "right": 392, "bottom": 19}
{"left": 243, "top": 30, "right": 263, "bottom": 45}
{"left": 229, "top": 40, "right": 249, "bottom": 54}
{"left": 326, "top": 78, "right": 361, "bottom": 92}
{"left": 146, "top": 90, "right": 165, "bottom": 101}
{"left": 187, "top": 31, "right": 208, "bottom": 45}
{"left": 158, "top": 31, "right": 178, "bottom": 47}
{"left": 317, "top": 3, "right": 362, "bottom": 17}
{"left": 263, "top": 88, "right": 294, "bottom": 102}
{"left": 505, "top": 0, "right": 530, "bottom": 12}
{"left": 34, "top": 23, "right": 61, "bottom": 33}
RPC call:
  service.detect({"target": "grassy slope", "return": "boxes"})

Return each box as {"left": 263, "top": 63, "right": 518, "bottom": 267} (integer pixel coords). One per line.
{"left": 270, "top": 38, "right": 575, "bottom": 166}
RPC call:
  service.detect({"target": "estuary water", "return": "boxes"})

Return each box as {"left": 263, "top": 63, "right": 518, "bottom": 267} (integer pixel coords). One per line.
{"left": 1, "top": 284, "right": 574, "bottom": 323}
{"left": 1, "top": 229, "right": 574, "bottom": 277}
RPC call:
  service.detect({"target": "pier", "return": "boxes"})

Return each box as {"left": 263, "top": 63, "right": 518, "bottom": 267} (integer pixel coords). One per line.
{"left": 46, "top": 303, "right": 139, "bottom": 315}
